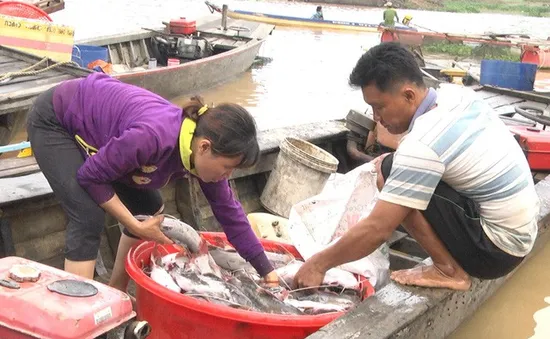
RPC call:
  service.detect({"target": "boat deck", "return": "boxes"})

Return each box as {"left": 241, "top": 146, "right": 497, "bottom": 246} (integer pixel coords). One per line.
{"left": 0, "top": 45, "right": 90, "bottom": 116}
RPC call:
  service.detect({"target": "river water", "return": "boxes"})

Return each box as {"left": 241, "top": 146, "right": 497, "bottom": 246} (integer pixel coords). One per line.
{"left": 47, "top": 1, "right": 550, "bottom": 337}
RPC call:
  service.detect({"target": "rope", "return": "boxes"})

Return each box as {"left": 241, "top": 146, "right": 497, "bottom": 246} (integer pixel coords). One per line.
{"left": 0, "top": 57, "right": 80, "bottom": 83}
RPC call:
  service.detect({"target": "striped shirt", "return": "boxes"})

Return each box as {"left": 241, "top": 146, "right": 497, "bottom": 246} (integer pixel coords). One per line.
{"left": 379, "top": 84, "right": 539, "bottom": 257}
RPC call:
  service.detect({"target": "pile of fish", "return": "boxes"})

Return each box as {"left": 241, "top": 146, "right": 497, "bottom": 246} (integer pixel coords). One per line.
{"left": 141, "top": 214, "right": 364, "bottom": 315}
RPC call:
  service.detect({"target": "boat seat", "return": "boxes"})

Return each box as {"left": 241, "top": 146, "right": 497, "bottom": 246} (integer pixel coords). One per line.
{"left": 0, "top": 172, "right": 53, "bottom": 207}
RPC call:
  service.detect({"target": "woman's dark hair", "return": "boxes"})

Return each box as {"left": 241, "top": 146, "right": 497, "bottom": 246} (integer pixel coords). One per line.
{"left": 182, "top": 95, "right": 260, "bottom": 168}
{"left": 349, "top": 42, "right": 425, "bottom": 92}
{"left": 316, "top": 6, "right": 322, "bottom": 11}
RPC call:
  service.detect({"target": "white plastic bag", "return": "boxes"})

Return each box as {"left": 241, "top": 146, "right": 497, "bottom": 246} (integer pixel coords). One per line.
{"left": 287, "top": 162, "right": 390, "bottom": 290}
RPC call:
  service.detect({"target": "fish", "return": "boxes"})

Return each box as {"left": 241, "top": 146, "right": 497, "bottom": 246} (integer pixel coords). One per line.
{"left": 275, "top": 260, "right": 360, "bottom": 292}
{"left": 231, "top": 271, "right": 303, "bottom": 315}
{"left": 135, "top": 214, "right": 203, "bottom": 253}
{"left": 189, "top": 251, "right": 224, "bottom": 278}
{"left": 146, "top": 240, "right": 363, "bottom": 316}
{"left": 150, "top": 253, "right": 181, "bottom": 293}
{"left": 208, "top": 246, "right": 295, "bottom": 273}
{"left": 265, "top": 250, "right": 295, "bottom": 269}
{"left": 171, "top": 269, "right": 255, "bottom": 310}
{"left": 171, "top": 269, "right": 228, "bottom": 297}
{"left": 208, "top": 247, "right": 256, "bottom": 273}
{"left": 283, "top": 299, "right": 347, "bottom": 315}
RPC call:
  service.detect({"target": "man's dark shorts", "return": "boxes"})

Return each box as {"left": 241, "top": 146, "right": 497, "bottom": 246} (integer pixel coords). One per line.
{"left": 381, "top": 153, "right": 524, "bottom": 279}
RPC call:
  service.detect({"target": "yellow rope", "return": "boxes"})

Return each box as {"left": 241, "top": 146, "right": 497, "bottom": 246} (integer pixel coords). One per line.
{"left": 0, "top": 57, "right": 80, "bottom": 82}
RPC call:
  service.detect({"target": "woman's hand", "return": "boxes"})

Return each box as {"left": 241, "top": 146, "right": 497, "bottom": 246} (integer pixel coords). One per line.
{"left": 132, "top": 215, "right": 173, "bottom": 244}
{"left": 261, "top": 270, "right": 280, "bottom": 288}
{"left": 101, "top": 195, "right": 172, "bottom": 244}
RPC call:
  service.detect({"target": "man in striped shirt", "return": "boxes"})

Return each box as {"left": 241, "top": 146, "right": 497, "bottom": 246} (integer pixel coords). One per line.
{"left": 294, "top": 42, "right": 539, "bottom": 291}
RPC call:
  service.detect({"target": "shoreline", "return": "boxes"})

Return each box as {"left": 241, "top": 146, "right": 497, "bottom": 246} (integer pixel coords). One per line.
{"left": 304, "top": 0, "right": 550, "bottom": 18}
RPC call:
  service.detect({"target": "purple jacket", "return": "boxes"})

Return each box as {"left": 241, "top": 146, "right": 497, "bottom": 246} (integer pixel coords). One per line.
{"left": 52, "top": 73, "right": 272, "bottom": 276}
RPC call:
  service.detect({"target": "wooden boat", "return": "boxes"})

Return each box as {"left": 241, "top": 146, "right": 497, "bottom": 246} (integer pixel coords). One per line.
{"left": 75, "top": 15, "right": 275, "bottom": 101}
{"left": 0, "top": 16, "right": 274, "bottom": 147}
{"left": 0, "top": 84, "right": 549, "bottom": 337}
{"left": 381, "top": 27, "right": 550, "bottom": 69}
{"left": 0, "top": 45, "right": 91, "bottom": 146}
{"left": 204, "top": 1, "right": 415, "bottom": 33}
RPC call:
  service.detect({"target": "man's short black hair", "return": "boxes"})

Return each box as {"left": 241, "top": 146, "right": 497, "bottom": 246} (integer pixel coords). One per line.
{"left": 349, "top": 42, "right": 425, "bottom": 92}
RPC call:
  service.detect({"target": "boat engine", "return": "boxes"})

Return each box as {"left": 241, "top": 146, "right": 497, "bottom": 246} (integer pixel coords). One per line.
{"left": 151, "top": 34, "right": 213, "bottom": 66}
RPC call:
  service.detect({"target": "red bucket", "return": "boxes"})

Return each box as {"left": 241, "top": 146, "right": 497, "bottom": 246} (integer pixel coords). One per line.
{"left": 126, "top": 232, "right": 375, "bottom": 339}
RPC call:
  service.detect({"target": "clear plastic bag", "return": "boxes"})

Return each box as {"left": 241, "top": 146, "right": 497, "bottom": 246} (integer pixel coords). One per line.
{"left": 287, "top": 162, "right": 390, "bottom": 290}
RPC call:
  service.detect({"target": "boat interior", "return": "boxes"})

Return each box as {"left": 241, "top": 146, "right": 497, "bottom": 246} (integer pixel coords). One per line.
{"left": 76, "top": 18, "right": 273, "bottom": 75}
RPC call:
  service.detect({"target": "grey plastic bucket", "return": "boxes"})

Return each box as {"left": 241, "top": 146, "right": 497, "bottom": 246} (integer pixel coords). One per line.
{"left": 260, "top": 137, "right": 339, "bottom": 218}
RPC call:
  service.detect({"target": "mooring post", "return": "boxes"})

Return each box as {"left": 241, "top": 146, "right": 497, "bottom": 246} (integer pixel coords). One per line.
{"left": 222, "top": 4, "right": 228, "bottom": 31}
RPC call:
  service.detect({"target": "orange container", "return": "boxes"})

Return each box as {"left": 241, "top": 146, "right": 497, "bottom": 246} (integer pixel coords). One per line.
{"left": 170, "top": 17, "right": 197, "bottom": 35}
{"left": 167, "top": 58, "right": 180, "bottom": 67}
{"left": 126, "top": 232, "right": 375, "bottom": 339}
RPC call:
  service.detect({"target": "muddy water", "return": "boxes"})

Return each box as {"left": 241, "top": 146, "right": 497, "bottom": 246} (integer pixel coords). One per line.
{"left": 450, "top": 239, "right": 550, "bottom": 339}
{"left": 172, "top": 26, "right": 374, "bottom": 131}
{"left": 10, "top": 0, "right": 550, "bottom": 336}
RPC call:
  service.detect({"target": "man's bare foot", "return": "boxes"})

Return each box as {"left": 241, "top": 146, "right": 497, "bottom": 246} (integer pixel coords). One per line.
{"left": 391, "top": 265, "right": 472, "bottom": 291}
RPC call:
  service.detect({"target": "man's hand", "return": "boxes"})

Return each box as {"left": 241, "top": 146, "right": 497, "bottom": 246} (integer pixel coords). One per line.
{"left": 293, "top": 256, "right": 327, "bottom": 290}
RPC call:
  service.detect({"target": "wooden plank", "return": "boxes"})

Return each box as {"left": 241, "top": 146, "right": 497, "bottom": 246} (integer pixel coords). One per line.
{"left": 0, "top": 55, "right": 14, "bottom": 64}
{"left": 0, "top": 164, "right": 40, "bottom": 179}
{"left": 128, "top": 40, "right": 137, "bottom": 67}
{"left": 76, "top": 27, "right": 161, "bottom": 46}
{"left": 481, "top": 85, "right": 550, "bottom": 104}
{"left": 485, "top": 95, "right": 525, "bottom": 109}
{"left": 139, "top": 39, "right": 150, "bottom": 61}
{"left": 0, "top": 98, "right": 35, "bottom": 116}
{"left": 476, "top": 90, "right": 501, "bottom": 99}
{"left": 118, "top": 43, "right": 127, "bottom": 66}
{"left": 107, "top": 45, "right": 117, "bottom": 65}
{"left": 0, "top": 156, "right": 37, "bottom": 172}
{"left": 0, "top": 60, "right": 28, "bottom": 73}
{"left": 0, "top": 69, "right": 68, "bottom": 88}
{"left": 0, "top": 172, "right": 53, "bottom": 205}
{"left": 0, "top": 76, "right": 74, "bottom": 103}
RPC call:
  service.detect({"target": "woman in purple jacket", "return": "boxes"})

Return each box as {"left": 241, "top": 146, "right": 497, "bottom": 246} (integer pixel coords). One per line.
{"left": 27, "top": 72, "right": 278, "bottom": 292}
